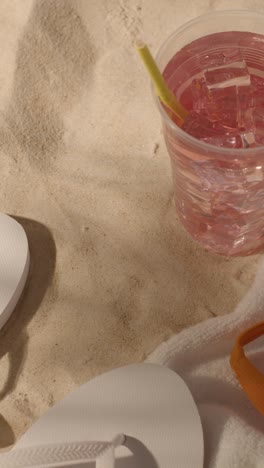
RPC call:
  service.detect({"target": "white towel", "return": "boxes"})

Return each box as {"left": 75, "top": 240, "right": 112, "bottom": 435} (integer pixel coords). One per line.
{"left": 148, "top": 257, "right": 264, "bottom": 468}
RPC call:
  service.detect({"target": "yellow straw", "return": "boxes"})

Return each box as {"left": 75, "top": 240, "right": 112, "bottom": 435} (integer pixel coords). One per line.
{"left": 135, "top": 40, "right": 188, "bottom": 121}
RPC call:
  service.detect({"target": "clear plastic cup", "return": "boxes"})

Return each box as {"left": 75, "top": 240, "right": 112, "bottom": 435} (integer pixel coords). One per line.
{"left": 154, "top": 10, "right": 264, "bottom": 256}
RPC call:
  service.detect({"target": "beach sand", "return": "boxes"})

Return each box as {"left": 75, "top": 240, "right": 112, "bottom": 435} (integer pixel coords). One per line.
{"left": 0, "top": 0, "right": 261, "bottom": 445}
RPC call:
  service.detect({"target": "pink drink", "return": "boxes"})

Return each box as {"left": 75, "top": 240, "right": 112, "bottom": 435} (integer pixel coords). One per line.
{"left": 158, "top": 25, "right": 264, "bottom": 256}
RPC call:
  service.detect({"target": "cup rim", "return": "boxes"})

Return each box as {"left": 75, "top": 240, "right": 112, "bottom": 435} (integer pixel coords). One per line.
{"left": 153, "top": 9, "right": 264, "bottom": 157}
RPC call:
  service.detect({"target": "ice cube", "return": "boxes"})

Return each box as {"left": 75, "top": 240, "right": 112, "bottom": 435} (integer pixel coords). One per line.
{"left": 200, "top": 48, "right": 242, "bottom": 69}
{"left": 182, "top": 111, "right": 243, "bottom": 148}
{"left": 205, "top": 66, "right": 250, "bottom": 89}
{"left": 236, "top": 85, "right": 254, "bottom": 111}
{"left": 237, "top": 107, "right": 264, "bottom": 147}
{"left": 190, "top": 79, "right": 238, "bottom": 128}
{"left": 187, "top": 49, "right": 264, "bottom": 148}
{"left": 236, "top": 78, "right": 264, "bottom": 125}
{"left": 239, "top": 131, "right": 256, "bottom": 148}
{"left": 201, "top": 133, "right": 243, "bottom": 149}
{"left": 243, "top": 166, "right": 264, "bottom": 182}
{"left": 182, "top": 111, "right": 219, "bottom": 139}
{"left": 202, "top": 48, "right": 251, "bottom": 89}
{"left": 191, "top": 78, "right": 211, "bottom": 113}
{"left": 206, "top": 86, "right": 238, "bottom": 128}
{"left": 191, "top": 54, "right": 251, "bottom": 131}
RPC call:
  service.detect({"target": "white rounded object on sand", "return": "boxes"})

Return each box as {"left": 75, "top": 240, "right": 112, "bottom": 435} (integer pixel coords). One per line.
{"left": 0, "top": 213, "right": 30, "bottom": 329}
{"left": 11, "top": 363, "right": 204, "bottom": 467}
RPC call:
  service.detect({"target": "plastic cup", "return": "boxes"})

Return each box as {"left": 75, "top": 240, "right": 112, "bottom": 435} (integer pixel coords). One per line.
{"left": 154, "top": 10, "right": 264, "bottom": 256}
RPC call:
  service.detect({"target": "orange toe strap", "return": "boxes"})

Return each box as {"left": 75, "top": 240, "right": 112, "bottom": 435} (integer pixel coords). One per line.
{"left": 230, "top": 321, "right": 264, "bottom": 415}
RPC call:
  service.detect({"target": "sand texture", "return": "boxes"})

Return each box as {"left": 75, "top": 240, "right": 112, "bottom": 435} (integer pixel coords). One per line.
{"left": 0, "top": 0, "right": 262, "bottom": 446}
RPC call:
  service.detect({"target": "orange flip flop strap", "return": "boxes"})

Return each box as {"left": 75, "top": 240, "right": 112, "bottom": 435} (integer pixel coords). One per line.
{"left": 230, "top": 321, "right": 264, "bottom": 415}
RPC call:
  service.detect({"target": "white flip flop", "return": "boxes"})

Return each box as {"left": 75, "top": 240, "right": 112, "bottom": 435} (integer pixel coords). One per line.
{"left": 0, "top": 363, "right": 204, "bottom": 467}
{"left": 0, "top": 213, "right": 29, "bottom": 329}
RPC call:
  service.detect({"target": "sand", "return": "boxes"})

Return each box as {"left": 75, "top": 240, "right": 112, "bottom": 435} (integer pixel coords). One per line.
{"left": 0, "top": 0, "right": 261, "bottom": 447}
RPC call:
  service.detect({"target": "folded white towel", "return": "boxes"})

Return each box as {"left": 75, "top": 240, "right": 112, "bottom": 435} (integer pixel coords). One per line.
{"left": 148, "top": 257, "right": 264, "bottom": 468}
